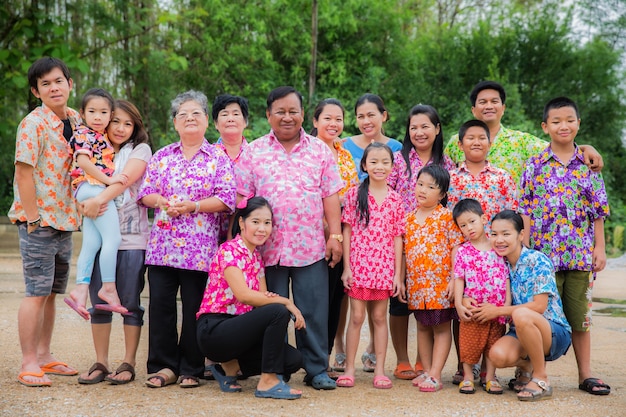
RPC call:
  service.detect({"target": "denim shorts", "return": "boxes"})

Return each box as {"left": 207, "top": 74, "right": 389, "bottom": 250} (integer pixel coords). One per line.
{"left": 507, "top": 320, "right": 571, "bottom": 361}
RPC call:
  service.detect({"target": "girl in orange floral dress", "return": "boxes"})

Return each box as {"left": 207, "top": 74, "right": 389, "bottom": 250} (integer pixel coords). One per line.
{"left": 404, "top": 164, "right": 463, "bottom": 392}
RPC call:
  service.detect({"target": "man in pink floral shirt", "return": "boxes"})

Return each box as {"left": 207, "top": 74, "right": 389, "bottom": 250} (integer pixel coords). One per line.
{"left": 235, "top": 86, "right": 343, "bottom": 390}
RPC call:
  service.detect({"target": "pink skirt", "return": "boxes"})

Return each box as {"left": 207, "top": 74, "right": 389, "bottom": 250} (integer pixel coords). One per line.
{"left": 347, "top": 287, "right": 393, "bottom": 301}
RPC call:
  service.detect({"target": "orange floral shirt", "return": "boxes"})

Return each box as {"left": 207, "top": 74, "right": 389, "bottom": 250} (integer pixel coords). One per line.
{"left": 9, "top": 105, "right": 80, "bottom": 231}
{"left": 334, "top": 141, "right": 358, "bottom": 201}
{"left": 404, "top": 205, "right": 463, "bottom": 310}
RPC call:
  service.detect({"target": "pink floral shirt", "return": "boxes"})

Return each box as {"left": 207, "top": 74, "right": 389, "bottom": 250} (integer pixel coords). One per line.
{"left": 447, "top": 162, "right": 518, "bottom": 230}
{"left": 196, "top": 235, "right": 262, "bottom": 317}
{"left": 9, "top": 104, "right": 80, "bottom": 231}
{"left": 215, "top": 138, "right": 248, "bottom": 242}
{"left": 388, "top": 149, "right": 456, "bottom": 213}
{"left": 138, "top": 140, "right": 236, "bottom": 272}
{"left": 342, "top": 186, "right": 405, "bottom": 290}
{"left": 235, "top": 129, "right": 343, "bottom": 267}
{"left": 454, "top": 241, "right": 509, "bottom": 324}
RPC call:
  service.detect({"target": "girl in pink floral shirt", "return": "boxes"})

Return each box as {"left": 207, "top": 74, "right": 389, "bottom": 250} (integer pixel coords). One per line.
{"left": 338, "top": 143, "right": 405, "bottom": 390}
{"left": 196, "top": 197, "right": 305, "bottom": 400}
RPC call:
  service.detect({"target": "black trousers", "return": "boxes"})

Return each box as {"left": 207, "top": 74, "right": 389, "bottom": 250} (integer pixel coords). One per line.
{"left": 327, "top": 258, "right": 345, "bottom": 354}
{"left": 197, "top": 304, "right": 302, "bottom": 376}
{"left": 146, "top": 265, "right": 207, "bottom": 377}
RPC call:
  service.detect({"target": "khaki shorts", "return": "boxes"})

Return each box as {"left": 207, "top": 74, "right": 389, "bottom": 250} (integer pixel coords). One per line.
{"left": 555, "top": 270, "right": 593, "bottom": 332}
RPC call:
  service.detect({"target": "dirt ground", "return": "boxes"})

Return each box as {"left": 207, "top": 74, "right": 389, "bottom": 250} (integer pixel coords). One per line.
{"left": 0, "top": 236, "right": 625, "bottom": 417}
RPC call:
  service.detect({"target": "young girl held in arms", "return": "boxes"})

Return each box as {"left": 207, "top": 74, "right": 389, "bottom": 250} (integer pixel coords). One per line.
{"left": 337, "top": 142, "right": 405, "bottom": 389}
{"left": 404, "top": 164, "right": 463, "bottom": 392}
{"left": 65, "top": 88, "right": 128, "bottom": 319}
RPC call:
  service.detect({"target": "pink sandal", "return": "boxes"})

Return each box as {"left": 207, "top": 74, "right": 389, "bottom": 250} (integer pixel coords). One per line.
{"left": 373, "top": 375, "right": 392, "bottom": 389}
{"left": 336, "top": 375, "right": 355, "bottom": 388}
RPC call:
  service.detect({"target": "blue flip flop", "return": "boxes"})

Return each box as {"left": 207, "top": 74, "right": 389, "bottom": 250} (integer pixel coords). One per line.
{"left": 255, "top": 380, "right": 301, "bottom": 400}
{"left": 208, "top": 364, "right": 242, "bottom": 393}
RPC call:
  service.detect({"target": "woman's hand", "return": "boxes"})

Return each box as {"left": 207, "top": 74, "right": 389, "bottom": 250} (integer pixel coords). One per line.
{"left": 81, "top": 196, "right": 107, "bottom": 219}
{"left": 167, "top": 199, "right": 197, "bottom": 217}
{"left": 287, "top": 304, "right": 306, "bottom": 330}
{"left": 264, "top": 291, "right": 280, "bottom": 298}
{"left": 471, "top": 302, "right": 499, "bottom": 324}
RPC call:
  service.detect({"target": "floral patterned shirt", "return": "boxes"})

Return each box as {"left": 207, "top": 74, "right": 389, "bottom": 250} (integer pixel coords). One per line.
{"left": 334, "top": 141, "right": 359, "bottom": 201}
{"left": 454, "top": 241, "right": 509, "bottom": 324}
{"left": 215, "top": 138, "right": 248, "bottom": 242}
{"left": 138, "top": 140, "right": 236, "bottom": 272}
{"left": 508, "top": 247, "right": 571, "bottom": 332}
{"left": 448, "top": 162, "right": 518, "bottom": 230}
{"left": 235, "top": 129, "right": 343, "bottom": 267}
{"left": 196, "top": 235, "right": 262, "bottom": 317}
{"left": 519, "top": 145, "right": 609, "bottom": 272}
{"left": 9, "top": 104, "right": 80, "bottom": 231}
{"left": 388, "top": 149, "right": 456, "bottom": 213}
{"left": 445, "top": 125, "right": 547, "bottom": 185}
{"left": 404, "top": 205, "right": 464, "bottom": 310}
{"left": 342, "top": 186, "right": 405, "bottom": 290}
{"left": 215, "top": 136, "right": 247, "bottom": 164}
{"left": 69, "top": 124, "right": 116, "bottom": 190}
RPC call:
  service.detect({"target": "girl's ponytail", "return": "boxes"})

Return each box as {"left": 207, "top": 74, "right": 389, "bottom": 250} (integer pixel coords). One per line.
{"left": 356, "top": 176, "right": 371, "bottom": 227}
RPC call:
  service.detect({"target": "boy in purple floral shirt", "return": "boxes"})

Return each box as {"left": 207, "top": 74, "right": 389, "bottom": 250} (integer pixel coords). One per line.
{"left": 519, "top": 96, "right": 611, "bottom": 396}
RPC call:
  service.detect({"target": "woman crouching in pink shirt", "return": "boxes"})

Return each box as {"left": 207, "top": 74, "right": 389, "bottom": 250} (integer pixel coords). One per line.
{"left": 196, "top": 196, "right": 305, "bottom": 400}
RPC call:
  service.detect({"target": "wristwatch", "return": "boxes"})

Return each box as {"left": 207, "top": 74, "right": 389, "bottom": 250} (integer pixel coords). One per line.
{"left": 329, "top": 233, "right": 343, "bottom": 243}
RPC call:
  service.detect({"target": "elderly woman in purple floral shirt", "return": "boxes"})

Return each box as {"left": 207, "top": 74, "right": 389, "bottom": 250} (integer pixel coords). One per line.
{"left": 138, "top": 90, "right": 236, "bottom": 388}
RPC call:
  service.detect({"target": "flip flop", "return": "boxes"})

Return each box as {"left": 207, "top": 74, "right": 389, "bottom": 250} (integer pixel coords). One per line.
{"left": 63, "top": 297, "right": 90, "bottom": 320}
{"left": 94, "top": 303, "right": 131, "bottom": 315}
{"left": 332, "top": 352, "right": 346, "bottom": 372}
{"left": 145, "top": 368, "right": 177, "bottom": 388}
{"left": 78, "top": 362, "right": 110, "bottom": 385}
{"left": 336, "top": 375, "right": 355, "bottom": 388}
{"left": 18, "top": 371, "right": 51, "bottom": 387}
{"left": 373, "top": 375, "right": 393, "bottom": 389}
{"left": 255, "top": 380, "right": 301, "bottom": 400}
{"left": 361, "top": 351, "right": 376, "bottom": 373}
{"left": 40, "top": 361, "right": 78, "bottom": 376}
{"left": 105, "top": 362, "right": 135, "bottom": 385}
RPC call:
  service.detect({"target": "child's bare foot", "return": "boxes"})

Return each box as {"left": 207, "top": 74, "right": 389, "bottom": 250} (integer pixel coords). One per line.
{"left": 66, "top": 285, "right": 90, "bottom": 319}
{"left": 97, "top": 283, "right": 128, "bottom": 314}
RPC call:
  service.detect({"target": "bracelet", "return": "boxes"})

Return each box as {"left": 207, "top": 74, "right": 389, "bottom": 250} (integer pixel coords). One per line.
{"left": 28, "top": 217, "right": 41, "bottom": 226}
{"left": 194, "top": 201, "right": 200, "bottom": 214}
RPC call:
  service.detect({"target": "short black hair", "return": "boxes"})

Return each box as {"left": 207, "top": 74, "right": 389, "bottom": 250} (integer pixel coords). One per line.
{"left": 266, "top": 86, "right": 303, "bottom": 111}
{"left": 27, "top": 57, "right": 71, "bottom": 91}
{"left": 469, "top": 80, "right": 506, "bottom": 106}
{"left": 212, "top": 94, "right": 249, "bottom": 123}
{"left": 459, "top": 119, "right": 490, "bottom": 142}
{"left": 542, "top": 96, "right": 580, "bottom": 122}
{"left": 492, "top": 209, "right": 524, "bottom": 233}
{"left": 452, "top": 198, "right": 484, "bottom": 223}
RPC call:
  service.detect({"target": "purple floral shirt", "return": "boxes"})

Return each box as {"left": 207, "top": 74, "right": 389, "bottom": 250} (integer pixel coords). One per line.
{"left": 388, "top": 149, "right": 456, "bottom": 213}
{"left": 138, "top": 140, "right": 236, "bottom": 272}
{"left": 454, "top": 241, "right": 509, "bottom": 324}
{"left": 235, "top": 129, "right": 343, "bottom": 267}
{"left": 519, "top": 145, "right": 609, "bottom": 272}
{"left": 196, "top": 235, "right": 262, "bottom": 317}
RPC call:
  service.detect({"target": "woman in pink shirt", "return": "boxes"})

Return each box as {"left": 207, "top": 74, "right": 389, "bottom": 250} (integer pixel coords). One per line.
{"left": 197, "top": 197, "right": 305, "bottom": 400}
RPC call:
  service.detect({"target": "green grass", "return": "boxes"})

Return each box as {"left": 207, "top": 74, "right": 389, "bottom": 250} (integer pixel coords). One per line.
{"left": 593, "top": 297, "right": 626, "bottom": 305}
{"left": 594, "top": 307, "right": 626, "bottom": 317}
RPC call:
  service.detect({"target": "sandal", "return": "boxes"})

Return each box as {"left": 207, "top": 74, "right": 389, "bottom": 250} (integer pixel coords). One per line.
{"left": 78, "top": 362, "right": 110, "bottom": 385}
{"left": 208, "top": 364, "right": 242, "bottom": 392}
{"left": 179, "top": 375, "right": 200, "bottom": 388}
{"left": 579, "top": 377, "right": 611, "bottom": 395}
{"left": 485, "top": 380, "right": 503, "bottom": 395}
{"left": 517, "top": 378, "right": 553, "bottom": 402}
{"left": 336, "top": 375, "right": 355, "bottom": 388}
{"left": 255, "top": 380, "right": 301, "bottom": 400}
{"left": 419, "top": 376, "right": 443, "bottom": 392}
{"left": 393, "top": 362, "right": 417, "bottom": 380}
{"left": 452, "top": 370, "right": 464, "bottom": 385}
{"left": 145, "top": 368, "right": 177, "bottom": 388}
{"left": 105, "top": 362, "right": 135, "bottom": 385}
{"left": 332, "top": 353, "right": 346, "bottom": 372}
{"left": 459, "top": 380, "right": 475, "bottom": 394}
{"left": 508, "top": 367, "right": 532, "bottom": 392}
{"left": 361, "top": 351, "right": 376, "bottom": 372}
{"left": 411, "top": 372, "right": 429, "bottom": 387}
{"left": 373, "top": 375, "right": 393, "bottom": 389}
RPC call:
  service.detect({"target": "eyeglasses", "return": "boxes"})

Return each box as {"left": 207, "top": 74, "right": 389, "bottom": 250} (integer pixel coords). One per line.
{"left": 175, "top": 110, "right": 205, "bottom": 120}
{"left": 273, "top": 110, "right": 301, "bottom": 118}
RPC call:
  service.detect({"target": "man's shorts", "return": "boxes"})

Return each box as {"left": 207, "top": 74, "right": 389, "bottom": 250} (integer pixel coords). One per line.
{"left": 507, "top": 320, "right": 571, "bottom": 361}
{"left": 17, "top": 223, "right": 73, "bottom": 297}
{"left": 556, "top": 270, "right": 593, "bottom": 332}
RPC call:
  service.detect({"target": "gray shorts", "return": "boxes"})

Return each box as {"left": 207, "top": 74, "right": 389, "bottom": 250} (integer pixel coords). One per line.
{"left": 17, "top": 223, "right": 73, "bottom": 297}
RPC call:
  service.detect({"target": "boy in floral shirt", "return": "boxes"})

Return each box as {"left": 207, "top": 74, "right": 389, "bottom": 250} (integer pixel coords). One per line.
{"left": 519, "top": 96, "right": 611, "bottom": 396}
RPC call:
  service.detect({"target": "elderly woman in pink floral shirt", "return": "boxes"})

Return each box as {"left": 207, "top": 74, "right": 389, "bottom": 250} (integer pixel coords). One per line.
{"left": 138, "top": 90, "right": 236, "bottom": 389}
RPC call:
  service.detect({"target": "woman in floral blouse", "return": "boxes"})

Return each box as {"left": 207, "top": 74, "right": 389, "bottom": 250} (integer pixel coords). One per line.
{"left": 138, "top": 90, "right": 236, "bottom": 388}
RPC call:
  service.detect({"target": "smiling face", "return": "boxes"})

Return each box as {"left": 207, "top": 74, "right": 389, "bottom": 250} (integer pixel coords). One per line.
{"left": 107, "top": 108, "right": 134, "bottom": 152}
{"left": 459, "top": 125, "right": 490, "bottom": 163}
{"left": 215, "top": 102, "right": 246, "bottom": 139}
{"left": 414, "top": 172, "right": 445, "bottom": 209}
{"left": 455, "top": 210, "right": 487, "bottom": 242}
{"left": 173, "top": 100, "right": 209, "bottom": 139}
{"left": 266, "top": 93, "right": 303, "bottom": 143}
{"left": 313, "top": 103, "right": 344, "bottom": 143}
{"left": 82, "top": 97, "right": 113, "bottom": 133}
{"left": 31, "top": 67, "right": 73, "bottom": 115}
{"left": 542, "top": 106, "right": 580, "bottom": 147}
{"left": 471, "top": 89, "right": 505, "bottom": 127}
{"left": 490, "top": 218, "right": 524, "bottom": 262}
{"left": 409, "top": 113, "right": 440, "bottom": 153}
{"left": 239, "top": 206, "right": 273, "bottom": 250}
{"left": 362, "top": 146, "right": 393, "bottom": 183}
{"left": 356, "top": 101, "right": 387, "bottom": 140}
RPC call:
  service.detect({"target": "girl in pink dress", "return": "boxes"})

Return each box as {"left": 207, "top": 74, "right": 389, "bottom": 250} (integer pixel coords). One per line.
{"left": 337, "top": 142, "right": 405, "bottom": 389}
